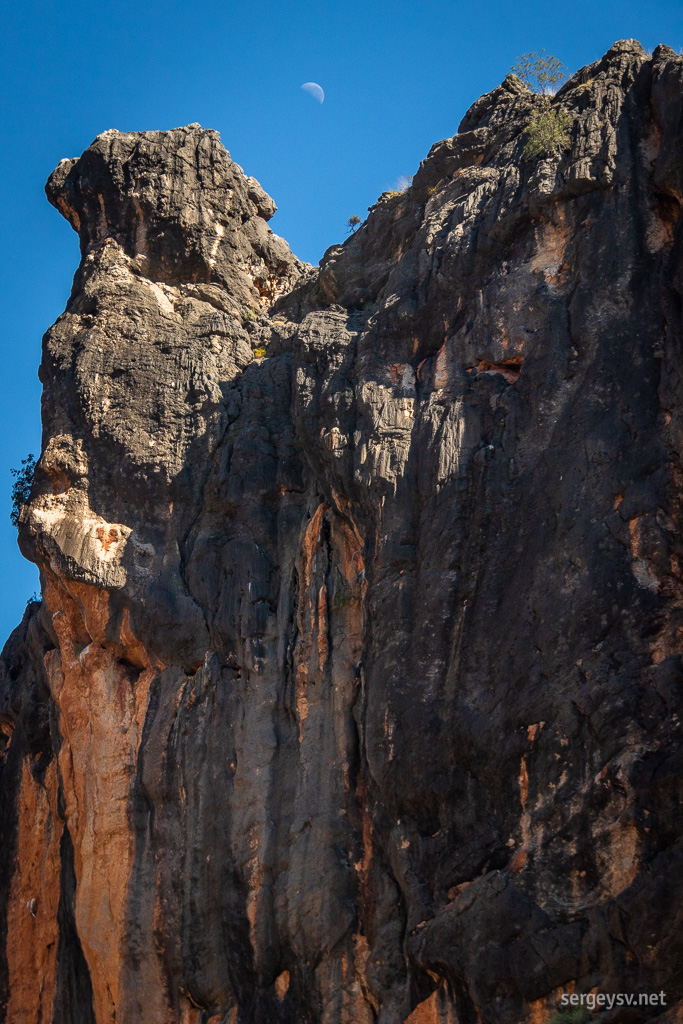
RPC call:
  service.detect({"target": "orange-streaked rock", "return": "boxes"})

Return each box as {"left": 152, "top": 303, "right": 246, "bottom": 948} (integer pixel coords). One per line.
{"left": 6, "top": 758, "right": 62, "bottom": 1024}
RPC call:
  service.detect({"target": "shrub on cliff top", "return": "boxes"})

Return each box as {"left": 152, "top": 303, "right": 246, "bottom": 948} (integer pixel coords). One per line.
{"left": 511, "top": 50, "right": 568, "bottom": 94}
{"left": 10, "top": 454, "right": 36, "bottom": 527}
{"left": 523, "top": 107, "right": 573, "bottom": 159}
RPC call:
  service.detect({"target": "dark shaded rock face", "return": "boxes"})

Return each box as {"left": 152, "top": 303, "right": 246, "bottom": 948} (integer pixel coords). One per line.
{"left": 2, "top": 39, "right": 683, "bottom": 1024}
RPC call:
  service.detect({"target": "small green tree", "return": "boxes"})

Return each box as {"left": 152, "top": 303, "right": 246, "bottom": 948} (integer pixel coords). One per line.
{"left": 10, "top": 454, "right": 36, "bottom": 527}
{"left": 523, "top": 107, "right": 573, "bottom": 158}
{"left": 347, "top": 215, "right": 361, "bottom": 233}
{"left": 511, "top": 50, "right": 568, "bottom": 94}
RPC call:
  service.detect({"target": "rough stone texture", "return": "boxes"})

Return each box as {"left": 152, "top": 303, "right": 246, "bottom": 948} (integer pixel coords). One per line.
{"left": 2, "top": 40, "right": 683, "bottom": 1024}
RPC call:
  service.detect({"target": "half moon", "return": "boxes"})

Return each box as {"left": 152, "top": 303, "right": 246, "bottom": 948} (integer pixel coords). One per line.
{"left": 301, "top": 82, "right": 325, "bottom": 104}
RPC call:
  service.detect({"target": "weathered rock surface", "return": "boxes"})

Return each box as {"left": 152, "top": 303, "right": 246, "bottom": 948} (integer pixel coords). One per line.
{"left": 2, "top": 40, "right": 683, "bottom": 1024}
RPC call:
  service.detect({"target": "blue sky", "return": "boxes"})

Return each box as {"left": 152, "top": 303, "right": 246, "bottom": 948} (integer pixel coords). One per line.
{"left": 0, "top": 0, "right": 680, "bottom": 643}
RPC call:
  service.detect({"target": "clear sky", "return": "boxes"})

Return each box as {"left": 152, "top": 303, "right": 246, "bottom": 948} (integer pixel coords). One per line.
{"left": 0, "top": 0, "right": 680, "bottom": 644}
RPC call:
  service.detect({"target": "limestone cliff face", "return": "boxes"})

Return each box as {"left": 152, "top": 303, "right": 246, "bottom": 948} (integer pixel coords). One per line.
{"left": 2, "top": 39, "right": 683, "bottom": 1024}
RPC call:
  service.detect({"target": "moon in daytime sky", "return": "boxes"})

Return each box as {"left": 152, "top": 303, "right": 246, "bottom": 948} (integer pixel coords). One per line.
{"left": 301, "top": 82, "right": 324, "bottom": 104}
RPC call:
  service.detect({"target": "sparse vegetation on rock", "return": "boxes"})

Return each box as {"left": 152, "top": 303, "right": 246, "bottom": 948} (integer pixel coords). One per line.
{"left": 10, "top": 454, "right": 35, "bottom": 526}
{"left": 523, "top": 106, "right": 573, "bottom": 158}
{"left": 548, "top": 1008, "right": 591, "bottom": 1024}
{"left": 511, "top": 49, "right": 568, "bottom": 93}
{"left": 511, "top": 49, "right": 572, "bottom": 159}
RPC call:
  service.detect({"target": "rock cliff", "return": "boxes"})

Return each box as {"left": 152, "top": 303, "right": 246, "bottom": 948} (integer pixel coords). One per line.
{"left": 2, "top": 39, "right": 683, "bottom": 1024}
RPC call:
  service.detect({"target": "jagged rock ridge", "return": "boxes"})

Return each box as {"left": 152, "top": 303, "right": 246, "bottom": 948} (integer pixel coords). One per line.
{"left": 2, "top": 39, "right": 683, "bottom": 1024}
